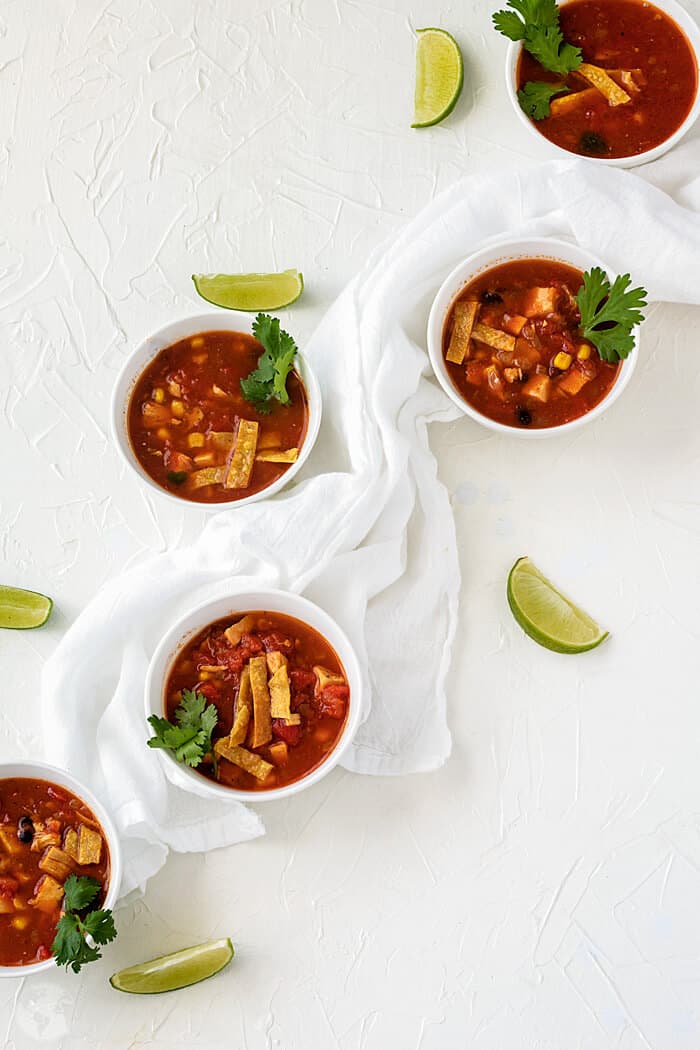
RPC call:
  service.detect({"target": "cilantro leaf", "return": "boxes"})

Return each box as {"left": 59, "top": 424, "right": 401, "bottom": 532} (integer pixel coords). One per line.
{"left": 147, "top": 688, "right": 219, "bottom": 772}
{"left": 492, "top": 0, "right": 581, "bottom": 75}
{"left": 63, "top": 874, "right": 101, "bottom": 912}
{"left": 52, "top": 914, "right": 84, "bottom": 969}
{"left": 517, "top": 80, "right": 569, "bottom": 119}
{"left": 240, "top": 313, "right": 299, "bottom": 412}
{"left": 575, "top": 267, "right": 647, "bottom": 363}
{"left": 83, "top": 909, "right": 117, "bottom": 946}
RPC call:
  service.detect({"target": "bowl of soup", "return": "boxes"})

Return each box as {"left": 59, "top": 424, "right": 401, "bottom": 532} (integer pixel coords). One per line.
{"left": 112, "top": 312, "right": 322, "bottom": 508}
{"left": 505, "top": 0, "right": 700, "bottom": 166}
{"left": 145, "top": 590, "right": 363, "bottom": 802}
{"left": 427, "top": 238, "right": 639, "bottom": 435}
{"left": 0, "top": 762, "right": 121, "bottom": 975}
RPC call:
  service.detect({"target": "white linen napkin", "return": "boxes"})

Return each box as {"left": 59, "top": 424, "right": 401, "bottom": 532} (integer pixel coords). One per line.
{"left": 42, "top": 156, "right": 700, "bottom": 896}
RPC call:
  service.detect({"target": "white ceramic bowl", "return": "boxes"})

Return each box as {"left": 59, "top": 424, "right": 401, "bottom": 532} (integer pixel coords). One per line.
{"left": 427, "top": 237, "right": 639, "bottom": 438}
{"left": 505, "top": 0, "right": 700, "bottom": 168}
{"left": 145, "top": 589, "right": 363, "bottom": 802}
{"left": 0, "top": 761, "right": 122, "bottom": 978}
{"left": 111, "top": 311, "right": 322, "bottom": 510}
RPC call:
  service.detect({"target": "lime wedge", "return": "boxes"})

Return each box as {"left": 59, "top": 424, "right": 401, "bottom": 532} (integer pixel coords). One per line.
{"left": 192, "top": 270, "right": 303, "bottom": 311}
{"left": 0, "top": 586, "right": 53, "bottom": 629}
{"left": 412, "top": 28, "right": 464, "bottom": 128}
{"left": 110, "top": 938, "right": 234, "bottom": 995}
{"left": 507, "top": 557, "right": 609, "bottom": 654}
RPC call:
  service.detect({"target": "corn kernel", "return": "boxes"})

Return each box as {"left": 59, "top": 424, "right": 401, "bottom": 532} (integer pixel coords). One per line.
{"left": 199, "top": 671, "right": 212, "bottom": 681}
{"left": 187, "top": 433, "right": 205, "bottom": 448}
{"left": 12, "top": 916, "right": 29, "bottom": 930}
{"left": 193, "top": 451, "right": 216, "bottom": 466}
{"left": 192, "top": 353, "right": 208, "bottom": 365}
{"left": 156, "top": 427, "right": 170, "bottom": 440}
{"left": 577, "top": 343, "right": 591, "bottom": 360}
{"left": 191, "top": 336, "right": 204, "bottom": 349}
{"left": 553, "top": 351, "right": 572, "bottom": 370}
{"left": 168, "top": 380, "right": 182, "bottom": 397}
{"left": 171, "top": 400, "right": 185, "bottom": 418}
{"left": 152, "top": 387, "right": 166, "bottom": 404}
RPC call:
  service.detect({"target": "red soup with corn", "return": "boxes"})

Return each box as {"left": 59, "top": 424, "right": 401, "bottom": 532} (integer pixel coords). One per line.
{"left": 0, "top": 778, "right": 110, "bottom": 967}
{"left": 165, "top": 611, "right": 350, "bottom": 791}
{"left": 442, "top": 258, "right": 620, "bottom": 429}
{"left": 518, "top": 0, "right": 698, "bottom": 159}
{"left": 127, "top": 330, "right": 309, "bottom": 504}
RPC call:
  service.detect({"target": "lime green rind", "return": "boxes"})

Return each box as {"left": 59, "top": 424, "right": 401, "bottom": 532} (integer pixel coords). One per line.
{"left": 192, "top": 270, "right": 304, "bottom": 311}
{"left": 412, "top": 28, "right": 464, "bottom": 128}
{"left": 0, "top": 586, "right": 53, "bottom": 630}
{"left": 109, "top": 938, "right": 234, "bottom": 995}
{"left": 507, "top": 557, "right": 609, "bottom": 655}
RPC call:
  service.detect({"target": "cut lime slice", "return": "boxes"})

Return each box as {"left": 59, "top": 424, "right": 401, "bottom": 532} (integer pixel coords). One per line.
{"left": 0, "top": 586, "right": 53, "bottom": 629}
{"left": 507, "top": 557, "right": 609, "bottom": 654}
{"left": 192, "top": 270, "right": 303, "bottom": 311}
{"left": 412, "top": 28, "right": 464, "bottom": 128}
{"left": 110, "top": 938, "right": 234, "bottom": 995}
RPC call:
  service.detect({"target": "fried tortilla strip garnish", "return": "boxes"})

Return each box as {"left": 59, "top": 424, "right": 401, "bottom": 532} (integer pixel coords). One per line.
{"left": 607, "top": 68, "right": 645, "bottom": 95}
{"left": 77, "top": 824, "right": 102, "bottom": 866}
{"left": 576, "top": 63, "right": 631, "bottom": 106}
{"left": 313, "top": 665, "right": 346, "bottom": 692}
{"left": 255, "top": 448, "right": 299, "bottom": 463}
{"left": 224, "top": 615, "right": 257, "bottom": 647}
{"left": 29, "top": 875, "right": 65, "bottom": 913}
{"left": 550, "top": 88, "right": 598, "bottom": 117}
{"left": 237, "top": 665, "right": 253, "bottom": 715}
{"left": 471, "top": 322, "right": 516, "bottom": 353}
{"left": 38, "top": 846, "right": 74, "bottom": 881}
{"left": 269, "top": 741, "right": 289, "bottom": 766}
{"left": 63, "top": 827, "right": 79, "bottom": 861}
{"left": 266, "top": 651, "right": 287, "bottom": 674}
{"left": 214, "top": 739, "right": 274, "bottom": 781}
{"left": 269, "top": 664, "right": 293, "bottom": 720}
{"left": 446, "top": 300, "right": 480, "bottom": 365}
{"left": 225, "top": 419, "right": 259, "bottom": 489}
{"left": 210, "top": 431, "right": 235, "bottom": 450}
{"left": 226, "top": 703, "right": 251, "bottom": 747}
{"left": 248, "top": 654, "right": 272, "bottom": 747}
{"left": 190, "top": 466, "right": 226, "bottom": 489}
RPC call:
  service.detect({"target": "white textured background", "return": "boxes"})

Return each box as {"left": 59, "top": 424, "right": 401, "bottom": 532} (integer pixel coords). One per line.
{"left": 2, "top": 1, "right": 700, "bottom": 1047}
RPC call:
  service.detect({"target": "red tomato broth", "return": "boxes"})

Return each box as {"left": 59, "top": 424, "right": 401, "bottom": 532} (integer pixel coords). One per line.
{"left": 517, "top": 0, "right": 698, "bottom": 159}
{"left": 127, "top": 330, "right": 309, "bottom": 504}
{"left": 165, "top": 611, "right": 350, "bottom": 792}
{"left": 0, "top": 778, "right": 110, "bottom": 967}
{"left": 442, "top": 259, "right": 621, "bottom": 429}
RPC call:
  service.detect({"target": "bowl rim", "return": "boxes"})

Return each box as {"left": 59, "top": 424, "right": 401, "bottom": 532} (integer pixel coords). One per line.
{"left": 110, "top": 309, "right": 323, "bottom": 511}
{"left": 426, "top": 235, "right": 639, "bottom": 438}
{"left": 144, "top": 588, "right": 363, "bottom": 802}
{"left": 504, "top": 0, "right": 700, "bottom": 169}
{"left": 0, "top": 760, "right": 122, "bottom": 978}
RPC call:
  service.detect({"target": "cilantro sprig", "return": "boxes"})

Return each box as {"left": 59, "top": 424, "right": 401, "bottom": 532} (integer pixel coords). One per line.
{"left": 576, "top": 268, "right": 647, "bottom": 363}
{"left": 517, "top": 80, "right": 569, "bottom": 119}
{"left": 147, "top": 687, "right": 219, "bottom": 774}
{"left": 240, "top": 313, "right": 299, "bottom": 414}
{"left": 493, "top": 0, "right": 582, "bottom": 75}
{"left": 52, "top": 875, "right": 116, "bottom": 974}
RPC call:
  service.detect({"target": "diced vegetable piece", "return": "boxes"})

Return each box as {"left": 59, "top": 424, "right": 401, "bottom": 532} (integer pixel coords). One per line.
{"left": 255, "top": 448, "right": 298, "bottom": 463}
{"left": 225, "top": 420, "right": 259, "bottom": 489}
{"left": 157, "top": 428, "right": 171, "bottom": 441}
{"left": 141, "top": 402, "right": 172, "bottom": 429}
{"left": 153, "top": 388, "right": 166, "bottom": 404}
{"left": 184, "top": 406, "right": 204, "bottom": 428}
{"left": 30, "top": 823, "right": 61, "bottom": 852}
{"left": 63, "top": 827, "right": 79, "bottom": 861}
{"left": 191, "top": 336, "right": 204, "bottom": 348}
{"left": 214, "top": 740, "right": 273, "bottom": 781}
{"left": 502, "top": 314, "right": 528, "bottom": 336}
{"left": 168, "top": 451, "right": 193, "bottom": 473}
{"left": 559, "top": 367, "right": 592, "bottom": 396}
{"left": 576, "top": 63, "right": 631, "bottom": 106}
{"left": 168, "top": 381, "right": 182, "bottom": 397}
{"left": 193, "top": 451, "right": 216, "bottom": 467}
{"left": 269, "top": 664, "right": 292, "bottom": 720}
{"left": 446, "top": 300, "right": 480, "bottom": 364}
{"left": 224, "top": 615, "right": 257, "bottom": 647}
{"left": 550, "top": 88, "right": 598, "bottom": 116}
{"left": 484, "top": 365, "right": 506, "bottom": 400}
{"left": 38, "top": 846, "right": 73, "bottom": 881}
{"left": 471, "top": 323, "right": 515, "bottom": 353}
{"left": 464, "top": 361, "right": 484, "bottom": 386}
{"left": 28, "top": 875, "right": 65, "bottom": 913}
{"left": 577, "top": 343, "right": 591, "bottom": 360}
{"left": 248, "top": 654, "right": 272, "bottom": 748}
{"left": 522, "top": 287, "right": 559, "bottom": 318}
{"left": 522, "top": 374, "right": 552, "bottom": 403}
{"left": 503, "top": 367, "right": 523, "bottom": 383}
{"left": 187, "top": 433, "right": 205, "bottom": 448}
{"left": 212, "top": 384, "right": 231, "bottom": 399}
{"left": 553, "top": 351, "right": 572, "bottom": 370}
{"left": 190, "top": 467, "right": 226, "bottom": 489}
{"left": 0, "top": 828, "right": 21, "bottom": 854}
{"left": 210, "top": 432, "right": 235, "bottom": 449}
{"left": 171, "top": 400, "right": 185, "bottom": 418}
{"left": 269, "top": 742, "right": 289, "bottom": 766}
{"left": 313, "top": 666, "right": 346, "bottom": 692}
{"left": 77, "top": 824, "right": 102, "bottom": 866}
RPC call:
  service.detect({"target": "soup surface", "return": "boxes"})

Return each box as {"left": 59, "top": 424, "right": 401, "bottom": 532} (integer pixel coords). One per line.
{"left": 127, "top": 330, "right": 309, "bottom": 503}
{"left": 518, "top": 0, "right": 698, "bottom": 158}
{"left": 442, "top": 258, "right": 620, "bottom": 429}
{"left": 165, "top": 611, "right": 350, "bottom": 791}
{"left": 0, "top": 778, "right": 110, "bottom": 967}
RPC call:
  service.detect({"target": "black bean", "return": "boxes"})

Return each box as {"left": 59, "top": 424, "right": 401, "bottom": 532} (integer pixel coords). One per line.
{"left": 480, "top": 291, "right": 503, "bottom": 305}
{"left": 579, "top": 131, "right": 609, "bottom": 156}
{"left": 517, "top": 406, "right": 532, "bottom": 426}
{"left": 17, "top": 815, "right": 34, "bottom": 844}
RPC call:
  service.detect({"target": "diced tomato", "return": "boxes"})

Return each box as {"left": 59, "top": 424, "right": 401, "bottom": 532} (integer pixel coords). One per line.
{"left": 272, "top": 719, "right": 304, "bottom": 747}
{"left": 315, "top": 684, "right": 349, "bottom": 720}
{"left": 260, "top": 631, "right": 294, "bottom": 654}
{"left": 239, "top": 633, "right": 264, "bottom": 662}
{"left": 197, "top": 681, "right": 222, "bottom": 702}
{"left": 290, "top": 669, "right": 316, "bottom": 706}
{"left": 0, "top": 877, "right": 19, "bottom": 899}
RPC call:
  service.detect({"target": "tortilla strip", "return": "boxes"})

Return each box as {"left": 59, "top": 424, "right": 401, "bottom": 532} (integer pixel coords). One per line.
{"left": 190, "top": 466, "right": 226, "bottom": 489}
{"left": 269, "top": 741, "right": 289, "bottom": 766}
{"left": 255, "top": 448, "right": 299, "bottom": 463}
{"left": 248, "top": 654, "right": 272, "bottom": 747}
{"left": 550, "top": 88, "right": 598, "bottom": 117}
{"left": 210, "top": 431, "right": 235, "bottom": 450}
{"left": 225, "top": 614, "right": 257, "bottom": 647}
{"left": 77, "top": 825, "right": 102, "bottom": 865}
{"left": 267, "top": 651, "right": 287, "bottom": 674}
{"left": 606, "top": 68, "right": 644, "bottom": 94}
{"left": 314, "top": 665, "right": 346, "bottom": 691}
{"left": 199, "top": 664, "right": 227, "bottom": 674}
{"left": 225, "top": 420, "right": 259, "bottom": 489}
{"left": 471, "top": 323, "right": 515, "bottom": 353}
{"left": 446, "top": 300, "right": 479, "bottom": 365}
{"left": 214, "top": 739, "right": 273, "bottom": 781}
{"left": 226, "top": 703, "right": 250, "bottom": 747}
{"left": 269, "top": 664, "right": 292, "bottom": 720}
{"left": 576, "top": 63, "right": 631, "bottom": 106}
{"left": 237, "top": 665, "right": 253, "bottom": 714}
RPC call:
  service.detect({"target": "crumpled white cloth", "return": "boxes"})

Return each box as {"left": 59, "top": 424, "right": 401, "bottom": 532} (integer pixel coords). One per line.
{"left": 42, "top": 151, "right": 700, "bottom": 896}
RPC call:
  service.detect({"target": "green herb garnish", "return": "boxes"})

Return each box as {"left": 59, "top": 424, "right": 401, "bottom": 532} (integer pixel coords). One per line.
{"left": 147, "top": 687, "right": 219, "bottom": 774}
{"left": 493, "top": 0, "right": 582, "bottom": 75}
{"left": 517, "top": 80, "right": 569, "bottom": 119}
{"left": 52, "top": 875, "right": 116, "bottom": 974}
{"left": 166, "top": 471, "right": 188, "bottom": 486}
{"left": 240, "top": 313, "right": 299, "bottom": 414}
{"left": 576, "top": 267, "right": 647, "bottom": 363}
